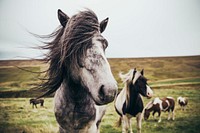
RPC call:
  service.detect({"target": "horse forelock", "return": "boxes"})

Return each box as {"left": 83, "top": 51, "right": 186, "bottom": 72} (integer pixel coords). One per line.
{"left": 119, "top": 69, "right": 133, "bottom": 108}
{"left": 60, "top": 9, "right": 99, "bottom": 66}
{"left": 38, "top": 10, "right": 101, "bottom": 97}
{"left": 119, "top": 69, "right": 135, "bottom": 84}
{"left": 132, "top": 71, "right": 142, "bottom": 84}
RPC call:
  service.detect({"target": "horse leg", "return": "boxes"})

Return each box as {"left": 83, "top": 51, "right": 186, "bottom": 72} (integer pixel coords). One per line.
{"left": 95, "top": 105, "right": 106, "bottom": 133}
{"left": 158, "top": 110, "right": 161, "bottom": 123}
{"left": 136, "top": 113, "right": 142, "bottom": 133}
{"left": 172, "top": 108, "right": 175, "bottom": 120}
{"left": 128, "top": 117, "right": 133, "bottom": 133}
{"left": 167, "top": 110, "right": 171, "bottom": 120}
{"left": 172, "top": 111, "right": 175, "bottom": 120}
{"left": 41, "top": 102, "right": 44, "bottom": 107}
{"left": 152, "top": 111, "right": 156, "bottom": 120}
{"left": 183, "top": 106, "right": 186, "bottom": 111}
{"left": 122, "top": 115, "right": 128, "bottom": 133}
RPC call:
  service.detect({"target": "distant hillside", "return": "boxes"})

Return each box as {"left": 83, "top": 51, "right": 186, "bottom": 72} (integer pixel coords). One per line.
{"left": 0, "top": 55, "right": 200, "bottom": 97}
{"left": 108, "top": 55, "right": 200, "bottom": 82}
{"left": 0, "top": 59, "right": 46, "bottom": 67}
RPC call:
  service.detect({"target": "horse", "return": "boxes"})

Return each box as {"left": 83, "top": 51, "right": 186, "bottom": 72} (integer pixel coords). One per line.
{"left": 144, "top": 97, "right": 175, "bottom": 123}
{"left": 177, "top": 96, "right": 188, "bottom": 110}
{"left": 114, "top": 68, "right": 153, "bottom": 133}
{"left": 30, "top": 98, "right": 44, "bottom": 108}
{"left": 36, "top": 9, "right": 118, "bottom": 133}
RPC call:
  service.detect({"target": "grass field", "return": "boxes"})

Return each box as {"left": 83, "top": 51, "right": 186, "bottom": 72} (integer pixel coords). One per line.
{"left": 0, "top": 56, "right": 200, "bottom": 133}
{"left": 0, "top": 86, "right": 199, "bottom": 133}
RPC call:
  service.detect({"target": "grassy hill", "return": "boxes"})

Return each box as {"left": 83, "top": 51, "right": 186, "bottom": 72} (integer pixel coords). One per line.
{"left": 0, "top": 55, "right": 200, "bottom": 97}
{"left": 0, "top": 56, "right": 200, "bottom": 133}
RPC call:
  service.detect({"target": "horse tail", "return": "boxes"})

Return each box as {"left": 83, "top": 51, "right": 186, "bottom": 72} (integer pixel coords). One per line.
{"left": 116, "top": 117, "right": 122, "bottom": 127}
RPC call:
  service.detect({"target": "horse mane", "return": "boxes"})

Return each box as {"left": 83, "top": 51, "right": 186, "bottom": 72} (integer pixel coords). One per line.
{"left": 37, "top": 9, "right": 100, "bottom": 98}
{"left": 120, "top": 69, "right": 147, "bottom": 110}
{"left": 119, "top": 69, "right": 134, "bottom": 83}
{"left": 119, "top": 69, "right": 137, "bottom": 109}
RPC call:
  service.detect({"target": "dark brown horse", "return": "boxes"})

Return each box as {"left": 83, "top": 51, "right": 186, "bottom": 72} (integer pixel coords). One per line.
{"left": 144, "top": 97, "right": 175, "bottom": 122}
{"left": 30, "top": 98, "right": 44, "bottom": 108}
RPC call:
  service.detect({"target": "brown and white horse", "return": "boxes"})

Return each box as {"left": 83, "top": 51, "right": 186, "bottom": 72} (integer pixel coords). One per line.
{"left": 144, "top": 97, "right": 175, "bottom": 122}
{"left": 115, "top": 68, "right": 153, "bottom": 133}
{"left": 177, "top": 96, "right": 188, "bottom": 110}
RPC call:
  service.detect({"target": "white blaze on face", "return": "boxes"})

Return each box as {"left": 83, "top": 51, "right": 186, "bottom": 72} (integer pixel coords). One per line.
{"left": 146, "top": 85, "right": 153, "bottom": 98}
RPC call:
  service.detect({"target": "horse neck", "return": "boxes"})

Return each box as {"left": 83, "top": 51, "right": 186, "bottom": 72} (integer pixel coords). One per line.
{"left": 63, "top": 78, "right": 94, "bottom": 105}
{"left": 126, "top": 83, "right": 141, "bottom": 109}
{"left": 146, "top": 103, "right": 154, "bottom": 112}
{"left": 55, "top": 78, "right": 96, "bottom": 130}
{"left": 129, "top": 83, "right": 139, "bottom": 99}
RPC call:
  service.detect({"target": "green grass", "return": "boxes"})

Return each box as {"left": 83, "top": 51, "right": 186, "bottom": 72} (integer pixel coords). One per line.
{"left": 0, "top": 67, "right": 40, "bottom": 82}
{"left": 0, "top": 87, "right": 200, "bottom": 133}
{"left": 0, "top": 56, "right": 200, "bottom": 132}
{"left": 150, "top": 77, "right": 200, "bottom": 87}
{"left": 101, "top": 87, "right": 200, "bottom": 133}
{"left": 0, "top": 98, "right": 57, "bottom": 133}
{"left": 0, "top": 56, "right": 200, "bottom": 93}
{"left": 0, "top": 67, "right": 41, "bottom": 92}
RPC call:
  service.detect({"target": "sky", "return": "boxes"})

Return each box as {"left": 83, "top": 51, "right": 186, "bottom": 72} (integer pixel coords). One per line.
{"left": 0, "top": 0, "right": 200, "bottom": 60}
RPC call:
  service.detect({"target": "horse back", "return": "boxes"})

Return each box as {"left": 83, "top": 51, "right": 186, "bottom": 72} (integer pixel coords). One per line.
{"left": 162, "top": 97, "right": 175, "bottom": 111}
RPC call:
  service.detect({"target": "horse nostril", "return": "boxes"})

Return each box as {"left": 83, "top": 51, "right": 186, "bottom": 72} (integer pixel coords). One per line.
{"left": 147, "top": 92, "right": 153, "bottom": 98}
{"left": 99, "top": 85, "right": 105, "bottom": 101}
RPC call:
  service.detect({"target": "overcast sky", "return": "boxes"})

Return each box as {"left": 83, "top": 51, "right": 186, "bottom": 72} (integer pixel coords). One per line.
{"left": 0, "top": 0, "right": 200, "bottom": 60}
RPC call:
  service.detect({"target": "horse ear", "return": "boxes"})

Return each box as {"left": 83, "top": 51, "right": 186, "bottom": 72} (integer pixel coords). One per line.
{"left": 58, "top": 9, "right": 70, "bottom": 27}
{"left": 141, "top": 69, "right": 144, "bottom": 75}
{"left": 100, "top": 17, "right": 109, "bottom": 33}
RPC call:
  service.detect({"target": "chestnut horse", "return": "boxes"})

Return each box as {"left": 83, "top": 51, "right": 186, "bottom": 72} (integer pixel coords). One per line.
{"left": 144, "top": 97, "right": 175, "bottom": 122}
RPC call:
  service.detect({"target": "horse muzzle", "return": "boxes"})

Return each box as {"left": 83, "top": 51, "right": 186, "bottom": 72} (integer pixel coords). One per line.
{"left": 146, "top": 85, "right": 153, "bottom": 99}
{"left": 96, "top": 84, "right": 118, "bottom": 105}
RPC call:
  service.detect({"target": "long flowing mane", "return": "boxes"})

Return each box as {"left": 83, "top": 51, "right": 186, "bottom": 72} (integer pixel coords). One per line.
{"left": 37, "top": 10, "right": 100, "bottom": 97}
